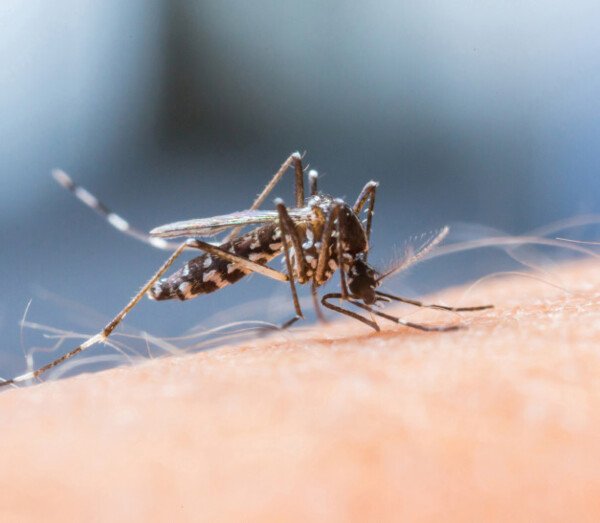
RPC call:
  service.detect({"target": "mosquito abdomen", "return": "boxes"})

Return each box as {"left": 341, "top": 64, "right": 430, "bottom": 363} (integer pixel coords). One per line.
{"left": 148, "top": 223, "right": 283, "bottom": 301}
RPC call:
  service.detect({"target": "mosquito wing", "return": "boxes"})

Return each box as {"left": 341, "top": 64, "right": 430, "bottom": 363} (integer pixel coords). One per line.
{"left": 377, "top": 226, "right": 449, "bottom": 282}
{"left": 150, "top": 208, "right": 311, "bottom": 238}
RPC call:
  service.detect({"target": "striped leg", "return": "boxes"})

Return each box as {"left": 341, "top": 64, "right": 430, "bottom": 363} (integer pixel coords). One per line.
{"left": 375, "top": 291, "right": 493, "bottom": 312}
{"left": 321, "top": 293, "right": 464, "bottom": 332}
{"left": 52, "top": 169, "right": 179, "bottom": 251}
{"left": 346, "top": 297, "right": 463, "bottom": 332}
{"left": 224, "top": 152, "right": 307, "bottom": 242}
{"left": 0, "top": 240, "right": 193, "bottom": 388}
{"left": 275, "top": 199, "right": 307, "bottom": 283}
{"left": 275, "top": 200, "right": 305, "bottom": 327}
{"left": 321, "top": 293, "right": 379, "bottom": 331}
{"left": 311, "top": 281, "right": 327, "bottom": 323}
{"left": 53, "top": 151, "right": 308, "bottom": 249}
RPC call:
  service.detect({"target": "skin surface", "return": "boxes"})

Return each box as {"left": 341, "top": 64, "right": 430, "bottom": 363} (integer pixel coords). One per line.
{"left": 0, "top": 260, "right": 598, "bottom": 522}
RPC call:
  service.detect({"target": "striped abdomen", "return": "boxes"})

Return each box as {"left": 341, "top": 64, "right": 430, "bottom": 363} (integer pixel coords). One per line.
{"left": 148, "top": 223, "right": 283, "bottom": 301}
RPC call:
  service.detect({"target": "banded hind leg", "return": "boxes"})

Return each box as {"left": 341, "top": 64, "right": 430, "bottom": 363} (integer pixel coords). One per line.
{"left": 54, "top": 151, "right": 308, "bottom": 248}
{"left": 307, "top": 200, "right": 349, "bottom": 322}
{"left": 224, "top": 152, "right": 307, "bottom": 241}
{"left": 314, "top": 200, "right": 346, "bottom": 289}
{"left": 0, "top": 240, "right": 195, "bottom": 388}
{"left": 274, "top": 200, "right": 308, "bottom": 328}
{"left": 0, "top": 237, "right": 300, "bottom": 387}
{"left": 343, "top": 297, "right": 465, "bottom": 332}
{"left": 321, "top": 289, "right": 493, "bottom": 333}
{"left": 52, "top": 169, "right": 180, "bottom": 251}
{"left": 374, "top": 291, "right": 493, "bottom": 312}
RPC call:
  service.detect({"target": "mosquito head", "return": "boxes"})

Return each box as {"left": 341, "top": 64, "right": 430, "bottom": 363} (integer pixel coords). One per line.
{"left": 347, "top": 255, "right": 380, "bottom": 305}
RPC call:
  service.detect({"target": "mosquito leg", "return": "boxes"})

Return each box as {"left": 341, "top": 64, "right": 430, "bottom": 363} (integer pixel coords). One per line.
{"left": 184, "top": 239, "right": 289, "bottom": 282}
{"left": 292, "top": 153, "right": 305, "bottom": 208}
{"left": 321, "top": 292, "right": 464, "bottom": 333}
{"left": 375, "top": 291, "right": 494, "bottom": 312}
{"left": 275, "top": 199, "right": 307, "bottom": 283}
{"left": 315, "top": 201, "right": 342, "bottom": 285}
{"left": 276, "top": 202, "right": 304, "bottom": 323}
{"left": 353, "top": 180, "right": 378, "bottom": 249}
{"left": 311, "top": 282, "right": 327, "bottom": 323}
{"left": 308, "top": 169, "right": 319, "bottom": 196}
{"left": 173, "top": 237, "right": 303, "bottom": 331}
{"left": 335, "top": 208, "right": 350, "bottom": 299}
{"left": 0, "top": 241, "right": 193, "bottom": 388}
{"left": 243, "top": 152, "right": 304, "bottom": 211}
{"left": 321, "top": 293, "right": 379, "bottom": 331}
{"left": 306, "top": 201, "right": 328, "bottom": 322}
{"left": 309, "top": 202, "right": 326, "bottom": 248}
{"left": 52, "top": 169, "right": 179, "bottom": 251}
{"left": 224, "top": 152, "right": 306, "bottom": 242}
{"left": 349, "top": 298, "right": 463, "bottom": 332}
{"left": 251, "top": 205, "right": 306, "bottom": 334}
{"left": 279, "top": 316, "right": 302, "bottom": 329}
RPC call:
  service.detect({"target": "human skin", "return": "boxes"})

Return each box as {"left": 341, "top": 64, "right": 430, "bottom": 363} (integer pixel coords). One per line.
{"left": 0, "top": 259, "right": 598, "bottom": 522}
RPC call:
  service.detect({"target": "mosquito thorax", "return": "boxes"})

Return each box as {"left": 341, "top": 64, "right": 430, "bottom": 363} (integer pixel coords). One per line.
{"left": 307, "top": 194, "right": 369, "bottom": 256}
{"left": 347, "top": 256, "right": 379, "bottom": 305}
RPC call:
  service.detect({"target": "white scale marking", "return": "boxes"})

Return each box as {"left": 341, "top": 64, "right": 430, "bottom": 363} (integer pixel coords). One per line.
{"left": 178, "top": 281, "right": 194, "bottom": 298}
{"left": 203, "top": 269, "right": 224, "bottom": 286}
{"left": 107, "top": 213, "right": 129, "bottom": 232}
{"left": 52, "top": 169, "right": 71, "bottom": 187}
{"left": 75, "top": 187, "right": 99, "bottom": 208}
{"left": 150, "top": 237, "right": 170, "bottom": 249}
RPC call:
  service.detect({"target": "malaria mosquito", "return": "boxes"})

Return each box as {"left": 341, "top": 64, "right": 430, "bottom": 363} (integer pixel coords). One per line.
{"left": 1, "top": 152, "right": 492, "bottom": 387}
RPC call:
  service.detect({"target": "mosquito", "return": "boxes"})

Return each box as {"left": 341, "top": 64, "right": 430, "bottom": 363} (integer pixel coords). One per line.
{"left": 1, "top": 152, "right": 492, "bottom": 387}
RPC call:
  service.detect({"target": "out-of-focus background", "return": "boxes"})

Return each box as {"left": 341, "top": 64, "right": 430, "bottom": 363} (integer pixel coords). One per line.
{"left": 1, "top": 1, "right": 599, "bottom": 377}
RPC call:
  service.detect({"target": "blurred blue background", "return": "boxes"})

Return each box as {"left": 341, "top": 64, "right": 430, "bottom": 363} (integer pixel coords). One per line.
{"left": 1, "top": 1, "right": 599, "bottom": 377}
